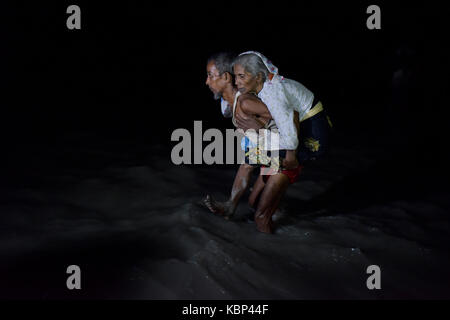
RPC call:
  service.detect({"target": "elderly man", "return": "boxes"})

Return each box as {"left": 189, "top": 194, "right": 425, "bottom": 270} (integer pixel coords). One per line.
{"left": 204, "top": 52, "right": 299, "bottom": 233}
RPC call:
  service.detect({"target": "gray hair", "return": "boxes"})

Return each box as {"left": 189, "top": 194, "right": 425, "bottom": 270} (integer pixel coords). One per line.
{"left": 207, "top": 52, "right": 236, "bottom": 75}
{"left": 232, "top": 53, "right": 269, "bottom": 82}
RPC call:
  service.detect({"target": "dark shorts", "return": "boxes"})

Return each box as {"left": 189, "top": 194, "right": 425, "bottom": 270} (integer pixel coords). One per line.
{"left": 277, "top": 103, "right": 332, "bottom": 164}
{"left": 296, "top": 108, "right": 332, "bottom": 163}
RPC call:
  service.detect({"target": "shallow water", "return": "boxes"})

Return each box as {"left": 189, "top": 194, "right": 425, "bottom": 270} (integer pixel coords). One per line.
{"left": 1, "top": 132, "right": 449, "bottom": 299}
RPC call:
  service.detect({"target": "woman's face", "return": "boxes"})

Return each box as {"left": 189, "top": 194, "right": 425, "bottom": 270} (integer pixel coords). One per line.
{"left": 233, "top": 64, "right": 260, "bottom": 94}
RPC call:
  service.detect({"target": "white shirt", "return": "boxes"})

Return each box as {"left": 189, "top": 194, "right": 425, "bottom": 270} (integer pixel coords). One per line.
{"left": 220, "top": 98, "right": 233, "bottom": 118}
{"left": 221, "top": 75, "right": 314, "bottom": 150}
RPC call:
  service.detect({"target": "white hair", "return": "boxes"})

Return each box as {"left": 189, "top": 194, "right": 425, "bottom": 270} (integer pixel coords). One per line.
{"left": 232, "top": 53, "right": 269, "bottom": 81}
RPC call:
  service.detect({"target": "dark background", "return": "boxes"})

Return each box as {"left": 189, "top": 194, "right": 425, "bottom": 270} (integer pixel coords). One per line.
{"left": 1, "top": 5, "right": 445, "bottom": 130}
{"left": 0, "top": 2, "right": 448, "bottom": 198}
{"left": 0, "top": 2, "right": 448, "bottom": 195}
{"left": 1, "top": 2, "right": 450, "bottom": 301}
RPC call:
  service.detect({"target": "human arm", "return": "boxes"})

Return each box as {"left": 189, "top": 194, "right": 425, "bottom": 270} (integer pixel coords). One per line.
{"left": 234, "top": 111, "right": 266, "bottom": 131}
{"left": 234, "top": 95, "right": 271, "bottom": 131}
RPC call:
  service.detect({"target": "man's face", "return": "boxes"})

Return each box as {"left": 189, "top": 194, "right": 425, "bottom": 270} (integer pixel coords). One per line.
{"left": 206, "top": 61, "right": 225, "bottom": 100}
{"left": 233, "top": 64, "right": 259, "bottom": 94}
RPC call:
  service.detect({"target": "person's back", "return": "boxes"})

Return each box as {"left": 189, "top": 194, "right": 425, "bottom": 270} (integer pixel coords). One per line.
{"left": 280, "top": 76, "right": 315, "bottom": 121}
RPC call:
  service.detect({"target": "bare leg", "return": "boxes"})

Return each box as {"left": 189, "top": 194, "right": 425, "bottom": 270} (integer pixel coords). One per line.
{"left": 248, "top": 174, "right": 265, "bottom": 209}
{"left": 203, "top": 164, "right": 254, "bottom": 218}
{"left": 254, "top": 173, "right": 290, "bottom": 234}
{"left": 249, "top": 174, "right": 284, "bottom": 222}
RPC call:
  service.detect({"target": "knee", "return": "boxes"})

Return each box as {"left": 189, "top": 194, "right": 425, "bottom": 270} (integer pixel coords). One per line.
{"left": 242, "top": 164, "right": 254, "bottom": 172}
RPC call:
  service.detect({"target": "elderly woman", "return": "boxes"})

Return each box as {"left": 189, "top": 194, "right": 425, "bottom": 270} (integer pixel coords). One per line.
{"left": 205, "top": 51, "right": 332, "bottom": 233}
{"left": 237, "top": 52, "right": 332, "bottom": 229}
{"left": 230, "top": 51, "right": 332, "bottom": 165}
{"left": 204, "top": 52, "right": 294, "bottom": 234}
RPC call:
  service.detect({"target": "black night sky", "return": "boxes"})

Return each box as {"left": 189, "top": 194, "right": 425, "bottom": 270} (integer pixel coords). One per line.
{"left": 1, "top": 2, "right": 449, "bottom": 300}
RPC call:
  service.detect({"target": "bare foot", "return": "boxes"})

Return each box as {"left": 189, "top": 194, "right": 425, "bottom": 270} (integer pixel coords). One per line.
{"left": 255, "top": 213, "right": 274, "bottom": 234}
{"left": 202, "top": 195, "right": 234, "bottom": 219}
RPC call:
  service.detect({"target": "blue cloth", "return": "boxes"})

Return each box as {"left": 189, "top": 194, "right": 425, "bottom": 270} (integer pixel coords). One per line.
{"left": 241, "top": 136, "right": 257, "bottom": 151}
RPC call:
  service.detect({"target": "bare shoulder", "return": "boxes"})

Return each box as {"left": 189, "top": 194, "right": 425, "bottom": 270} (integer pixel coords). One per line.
{"left": 236, "top": 93, "right": 270, "bottom": 118}
{"left": 237, "top": 93, "right": 264, "bottom": 110}
{"left": 238, "top": 93, "right": 260, "bottom": 103}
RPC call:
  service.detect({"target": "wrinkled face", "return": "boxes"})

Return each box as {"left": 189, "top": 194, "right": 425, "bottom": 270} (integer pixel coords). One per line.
{"left": 233, "top": 64, "right": 259, "bottom": 94}
{"left": 206, "top": 61, "right": 226, "bottom": 100}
